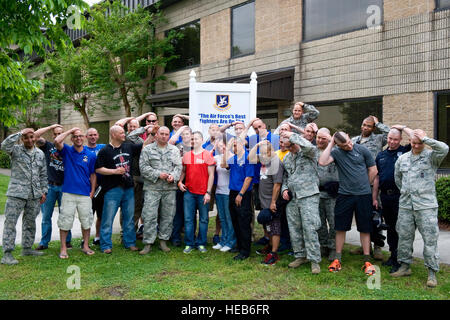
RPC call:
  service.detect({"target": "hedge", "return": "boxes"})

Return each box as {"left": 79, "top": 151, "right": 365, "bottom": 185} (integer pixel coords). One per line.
{"left": 436, "top": 176, "right": 450, "bottom": 223}
{"left": 0, "top": 150, "right": 11, "bottom": 169}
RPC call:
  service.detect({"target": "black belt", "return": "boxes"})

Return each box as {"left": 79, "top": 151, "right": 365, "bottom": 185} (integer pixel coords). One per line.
{"left": 381, "top": 189, "right": 400, "bottom": 196}
{"left": 48, "top": 181, "right": 63, "bottom": 186}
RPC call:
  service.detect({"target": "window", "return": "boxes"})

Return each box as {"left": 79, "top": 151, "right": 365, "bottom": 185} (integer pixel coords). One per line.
{"left": 437, "top": 0, "right": 450, "bottom": 9}
{"left": 165, "top": 20, "right": 200, "bottom": 72}
{"left": 313, "top": 98, "right": 383, "bottom": 138}
{"left": 437, "top": 93, "right": 450, "bottom": 168}
{"left": 303, "top": 0, "right": 383, "bottom": 42}
{"left": 231, "top": 1, "right": 255, "bottom": 58}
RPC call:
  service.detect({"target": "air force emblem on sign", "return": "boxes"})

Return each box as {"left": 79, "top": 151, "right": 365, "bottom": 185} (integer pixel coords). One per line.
{"left": 213, "top": 95, "right": 231, "bottom": 111}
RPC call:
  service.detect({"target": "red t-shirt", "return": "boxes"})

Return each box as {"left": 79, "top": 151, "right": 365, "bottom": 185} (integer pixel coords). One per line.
{"left": 183, "top": 150, "right": 216, "bottom": 195}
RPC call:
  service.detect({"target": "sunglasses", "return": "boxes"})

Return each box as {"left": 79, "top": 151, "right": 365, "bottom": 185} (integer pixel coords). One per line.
{"left": 147, "top": 119, "right": 157, "bottom": 123}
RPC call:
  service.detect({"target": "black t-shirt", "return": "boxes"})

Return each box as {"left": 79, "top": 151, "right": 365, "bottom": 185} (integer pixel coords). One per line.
{"left": 39, "top": 141, "right": 64, "bottom": 184}
{"left": 95, "top": 142, "right": 143, "bottom": 193}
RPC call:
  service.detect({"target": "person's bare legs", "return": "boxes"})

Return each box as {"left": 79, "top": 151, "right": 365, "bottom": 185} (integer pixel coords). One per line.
{"left": 360, "top": 232, "right": 371, "bottom": 256}
{"left": 335, "top": 231, "right": 346, "bottom": 259}
{"left": 271, "top": 235, "right": 280, "bottom": 252}
{"left": 60, "top": 230, "right": 69, "bottom": 258}
{"left": 81, "top": 228, "right": 94, "bottom": 254}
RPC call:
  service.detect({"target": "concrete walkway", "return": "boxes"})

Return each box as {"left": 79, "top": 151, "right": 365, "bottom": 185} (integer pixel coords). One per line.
{"left": 0, "top": 208, "right": 449, "bottom": 265}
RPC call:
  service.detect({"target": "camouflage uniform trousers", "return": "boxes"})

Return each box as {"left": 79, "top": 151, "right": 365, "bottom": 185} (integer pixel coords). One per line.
{"left": 317, "top": 197, "right": 336, "bottom": 250}
{"left": 286, "top": 194, "right": 322, "bottom": 263}
{"left": 396, "top": 207, "right": 440, "bottom": 272}
{"left": 141, "top": 190, "right": 176, "bottom": 245}
{"left": 2, "top": 196, "right": 41, "bottom": 253}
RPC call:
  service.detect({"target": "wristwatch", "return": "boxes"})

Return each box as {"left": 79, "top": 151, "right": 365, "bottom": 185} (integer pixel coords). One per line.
{"left": 238, "top": 192, "right": 244, "bottom": 197}
{"left": 206, "top": 191, "right": 211, "bottom": 195}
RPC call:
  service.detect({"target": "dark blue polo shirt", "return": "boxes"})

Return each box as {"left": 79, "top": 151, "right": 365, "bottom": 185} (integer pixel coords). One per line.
{"left": 376, "top": 144, "right": 411, "bottom": 192}
{"left": 228, "top": 151, "right": 255, "bottom": 192}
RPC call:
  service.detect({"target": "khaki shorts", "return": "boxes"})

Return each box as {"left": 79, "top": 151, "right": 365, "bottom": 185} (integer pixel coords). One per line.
{"left": 58, "top": 193, "right": 93, "bottom": 231}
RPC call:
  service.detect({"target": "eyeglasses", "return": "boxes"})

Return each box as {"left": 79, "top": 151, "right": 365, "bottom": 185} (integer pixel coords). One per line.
{"left": 72, "top": 135, "right": 84, "bottom": 139}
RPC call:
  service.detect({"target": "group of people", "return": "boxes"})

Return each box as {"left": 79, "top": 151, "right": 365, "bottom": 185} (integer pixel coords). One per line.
{"left": 1, "top": 101, "right": 448, "bottom": 288}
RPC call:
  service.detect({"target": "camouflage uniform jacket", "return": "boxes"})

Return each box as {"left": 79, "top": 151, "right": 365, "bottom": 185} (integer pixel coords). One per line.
{"left": 139, "top": 142, "right": 182, "bottom": 191}
{"left": 351, "top": 122, "right": 390, "bottom": 161}
{"left": 317, "top": 148, "right": 339, "bottom": 199}
{"left": 281, "top": 133, "right": 320, "bottom": 199}
{"left": 275, "top": 104, "right": 320, "bottom": 134}
{"left": 1, "top": 132, "right": 48, "bottom": 199}
{"left": 394, "top": 137, "right": 449, "bottom": 210}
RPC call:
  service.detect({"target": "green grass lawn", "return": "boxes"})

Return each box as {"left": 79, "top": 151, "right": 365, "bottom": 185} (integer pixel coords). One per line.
{"left": 0, "top": 218, "right": 449, "bottom": 300}
{"left": 0, "top": 174, "right": 9, "bottom": 214}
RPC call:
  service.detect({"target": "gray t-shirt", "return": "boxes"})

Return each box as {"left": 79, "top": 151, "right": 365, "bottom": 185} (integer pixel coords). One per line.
{"left": 330, "top": 143, "right": 375, "bottom": 195}
{"left": 258, "top": 156, "right": 284, "bottom": 208}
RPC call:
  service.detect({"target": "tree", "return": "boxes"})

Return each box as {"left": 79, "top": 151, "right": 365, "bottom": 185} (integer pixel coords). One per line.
{"left": 81, "top": 1, "right": 180, "bottom": 117}
{"left": 0, "top": 0, "right": 89, "bottom": 127}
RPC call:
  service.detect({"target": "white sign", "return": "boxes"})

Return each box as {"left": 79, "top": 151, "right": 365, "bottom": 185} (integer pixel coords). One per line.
{"left": 189, "top": 70, "right": 257, "bottom": 138}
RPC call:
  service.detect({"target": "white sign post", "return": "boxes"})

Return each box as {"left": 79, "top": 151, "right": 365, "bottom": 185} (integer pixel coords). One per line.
{"left": 189, "top": 70, "right": 257, "bottom": 139}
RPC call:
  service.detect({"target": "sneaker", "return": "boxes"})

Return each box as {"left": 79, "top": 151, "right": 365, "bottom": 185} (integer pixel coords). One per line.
{"left": 254, "top": 236, "right": 269, "bottom": 246}
{"left": 255, "top": 245, "right": 271, "bottom": 255}
{"left": 328, "top": 259, "right": 342, "bottom": 272}
{"left": 220, "top": 246, "right": 232, "bottom": 252}
{"left": 183, "top": 246, "right": 193, "bottom": 254}
{"left": 212, "top": 235, "right": 220, "bottom": 245}
{"left": 288, "top": 257, "right": 308, "bottom": 268}
{"left": 198, "top": 245, "right": 207, "bottom": 253}
{"left": 92, "top": 238, "right": 100, "bottom": 246}
{"left": 362, "top": 261, "right": 376, "bottom": 276}
{"left": 233, "top": 253, "right": 249, "bottom": 261}
{"left": 261, "top": 253, "right": 279, "bottom": 266}
{"left": 212, "top": 244, "right": 223, "bottom": 250}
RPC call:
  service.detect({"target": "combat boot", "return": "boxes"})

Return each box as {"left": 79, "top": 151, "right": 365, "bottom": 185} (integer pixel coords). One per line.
{"left": 288, "top": 257, "right": 308, "bottom": 268}
{"left": 1, "top": 252, "right": 19, "bottom": 265}
{"left": 311, "top": 262, "right": 321, "bottom": 274}
{"left": 139, "top": 244, "right": 152, "bottom": 255}
{"left": 159, "top": 240, "right": 170, "bottom": 252}
{"left": 21, "top": 248, "right": 44, "bottom": 256}
{"left": 373, "top": 245, "right": 384, "bottom": 261}
{"left": 426, "top": 269, "right": 437, "bottom": 288}
{"left": 390, "top": 263, "right": 412, "bottom": 277}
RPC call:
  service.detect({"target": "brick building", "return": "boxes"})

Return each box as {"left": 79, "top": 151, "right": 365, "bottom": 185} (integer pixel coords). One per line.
{"left": 62, "top": 0, "right": 450, "bottom": 170}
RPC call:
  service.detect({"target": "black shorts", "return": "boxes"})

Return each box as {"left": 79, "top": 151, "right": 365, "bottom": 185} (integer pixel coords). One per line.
{"left": 334, "top": 194, "right": 372, "bottom": 233}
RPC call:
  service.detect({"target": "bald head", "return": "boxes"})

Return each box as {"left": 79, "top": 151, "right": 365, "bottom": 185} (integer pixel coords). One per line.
{"left": 316, "top": 127, "right": 331, "bottom": 150}
{"left": 387, "top": 128, "right": 402, "bottom": 150}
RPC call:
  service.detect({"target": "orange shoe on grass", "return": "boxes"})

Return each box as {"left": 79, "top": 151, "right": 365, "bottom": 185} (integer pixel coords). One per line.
{"left": 362, "top": 262, "right": 376, "bottom": 275}
{"left": 328, "top": 259, "right": 342, "bottom": 272}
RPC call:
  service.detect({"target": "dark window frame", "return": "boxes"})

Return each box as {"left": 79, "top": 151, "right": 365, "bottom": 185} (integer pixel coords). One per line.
{"left": 164, "top": 19, "right": 201, "bottom": 74}
{"left": 435, "top": 0, "right": 450, "bottom": 11}
{"left": 301, "top": 0, "right": 384, "bottom": 43}
{"left": 434, "top": 90, "right": 450, "bottom": 171}
{"left": 230, "top": 0, "right": 255, "bottom": 59}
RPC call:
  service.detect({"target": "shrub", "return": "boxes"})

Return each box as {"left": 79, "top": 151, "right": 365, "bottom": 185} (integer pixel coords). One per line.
{"left": 0, "top": 150, "right": 11, "bottom": 169}
{"left": 436, "top": 176, "right": 450, "bottom": 223}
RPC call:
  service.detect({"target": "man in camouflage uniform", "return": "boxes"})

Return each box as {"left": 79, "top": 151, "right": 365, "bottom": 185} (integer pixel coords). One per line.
{"left": 275, "top": 101, "right": 320, "bottom": 135}
{"left": 391, "top": 129, "right": 449, "bottom": 288}
{"left": 316, "top": 128, "right": 339, "bottom": 261}
{"left": 351, "top": 115, "right": 390, "bottom": 260}
{"left": 139, "top": 126, "right": 182, "bottom": 254}
{"left": 281, "top": 131, "right": 321, "bottom": 274}
{"left": 1, "top": 128, "right": 48, "bottom": 265}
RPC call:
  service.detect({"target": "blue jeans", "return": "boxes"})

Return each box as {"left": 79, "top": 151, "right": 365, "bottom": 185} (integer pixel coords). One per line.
{"left": 215, "top": 193, "right": 236, "bottom": 248}
{"left": 40, "top": 184, "right": 71, "bottom": 246}
{"left": 100, "top": 187, "right": 136, "bottom": 251}
{"left": 183, "top": 190, "right": 209, "bottom": 247}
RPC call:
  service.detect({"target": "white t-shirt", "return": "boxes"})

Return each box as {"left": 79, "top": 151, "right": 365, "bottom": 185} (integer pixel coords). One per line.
{"left": 214, "top": 154, "right": 230, "bottom": 195}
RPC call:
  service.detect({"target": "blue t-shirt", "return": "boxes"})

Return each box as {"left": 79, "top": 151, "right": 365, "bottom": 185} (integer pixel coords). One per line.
{"left": 60, "top": 144, "right": 96, "bottom": 196}
{"left": 170, "top": 130, "right": 182, "bottom": 144}
{"left": 228, "top": 151, "right": 255, "bottom": 192}
{"left": 246, "top": 131, "right": 280, "bottom": 184}
{"left": 85, "top": 144, "right": 106, "bottom": 156}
